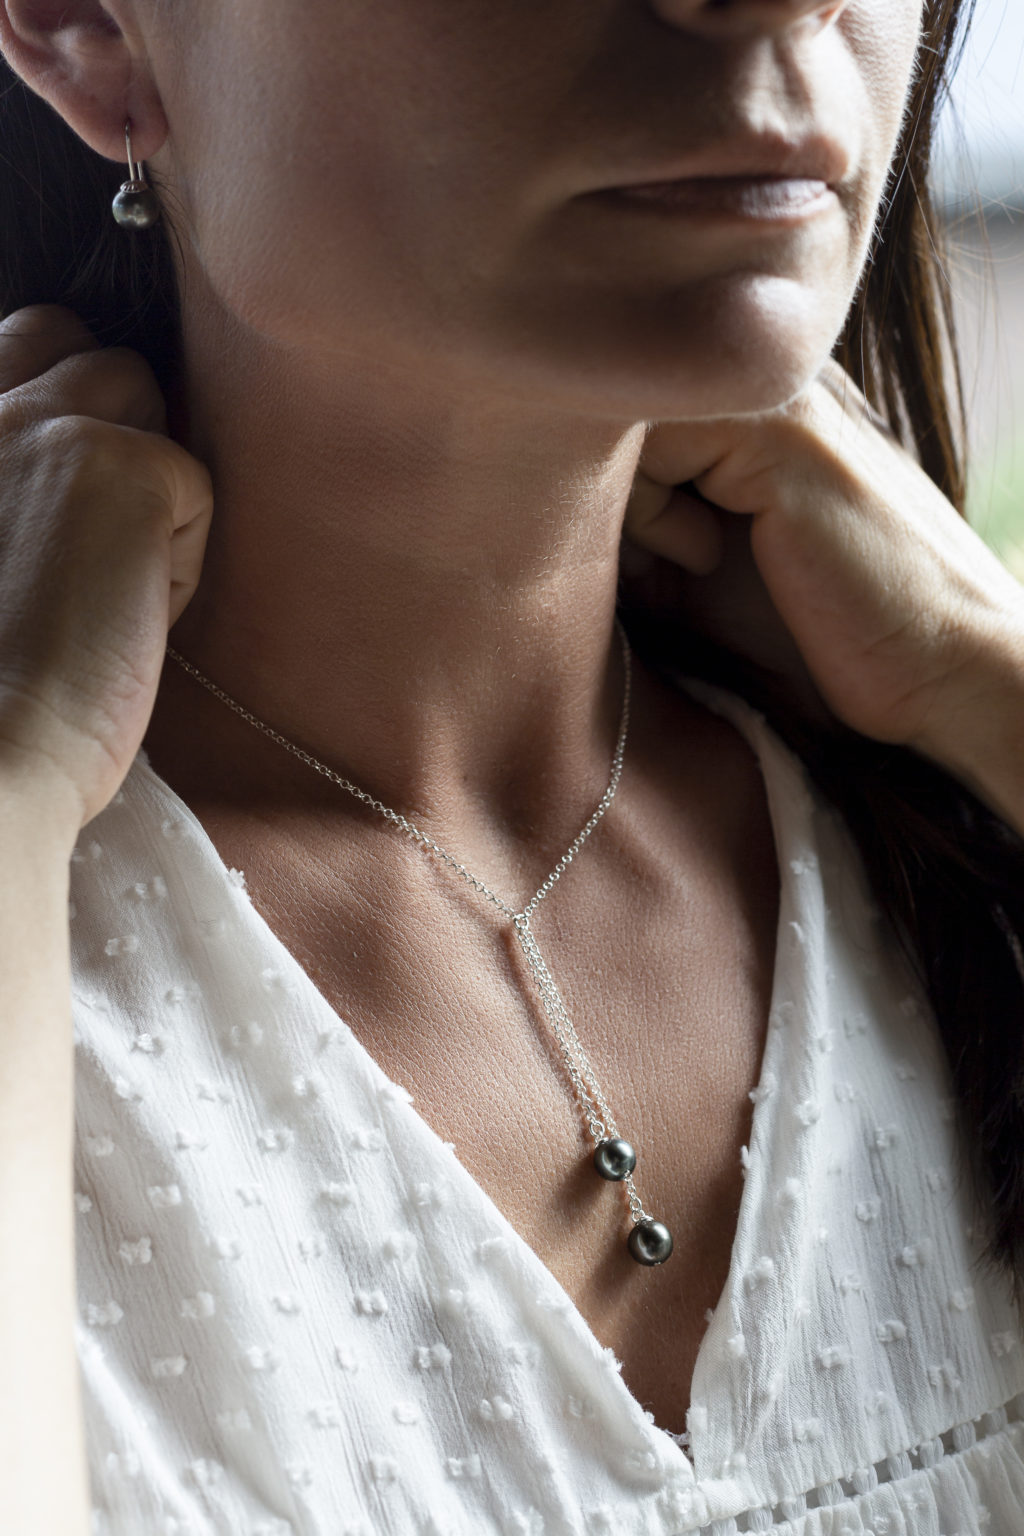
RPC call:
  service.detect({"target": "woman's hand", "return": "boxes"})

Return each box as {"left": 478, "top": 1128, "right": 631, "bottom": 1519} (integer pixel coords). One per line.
{"left": 623, "top": 362, "right": 1024, "bottom": 826}
{"left": 0, "top": 307, "right": 212, "bottom": 830}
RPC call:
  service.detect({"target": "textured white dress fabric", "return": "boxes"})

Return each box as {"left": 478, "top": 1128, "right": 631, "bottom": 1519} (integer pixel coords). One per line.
{"left": 71, "top": 681, "right": 1024, "bottom": 1536}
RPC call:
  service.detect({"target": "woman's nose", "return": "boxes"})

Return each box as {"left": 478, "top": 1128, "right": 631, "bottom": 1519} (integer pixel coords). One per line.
{"left": 647, "top": 0, "right": 849, "bottom": 36}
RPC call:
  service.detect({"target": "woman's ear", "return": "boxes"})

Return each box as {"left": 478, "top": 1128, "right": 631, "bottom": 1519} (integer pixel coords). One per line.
{"left": 0, "top": 0, "right": 166, "bottom": 162}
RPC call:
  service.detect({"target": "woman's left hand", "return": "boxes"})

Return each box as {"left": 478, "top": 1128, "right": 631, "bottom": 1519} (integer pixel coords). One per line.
{"left": 624, "top": 361, "right": 1024, "bottom": 825}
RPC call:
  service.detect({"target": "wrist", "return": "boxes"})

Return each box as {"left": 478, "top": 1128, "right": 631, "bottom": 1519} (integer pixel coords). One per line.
{"left": 0, "top": 742, "right": 86, "bottom": 860}
{"left": 911, "top": 631, "right": 1024, "bottom": 837}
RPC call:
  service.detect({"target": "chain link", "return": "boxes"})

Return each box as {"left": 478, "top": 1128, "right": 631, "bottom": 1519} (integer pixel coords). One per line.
{"left": 164, "top": 619, "right": 650, "bottom": 1224}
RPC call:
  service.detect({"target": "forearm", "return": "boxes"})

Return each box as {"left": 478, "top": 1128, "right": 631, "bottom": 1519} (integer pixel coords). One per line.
{"left": 0, "top": 764, "right": 90, "bottom": 1536}
{"left": 914, "top": 643, "right": 1024, "bottom": 841}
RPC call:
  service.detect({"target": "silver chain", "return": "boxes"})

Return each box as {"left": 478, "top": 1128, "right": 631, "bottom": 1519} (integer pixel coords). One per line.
{"left": 165, "top": 619, "right": 651, "bottom": 1225}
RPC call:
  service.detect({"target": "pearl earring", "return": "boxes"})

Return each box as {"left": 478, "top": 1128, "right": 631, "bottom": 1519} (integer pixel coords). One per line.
{"left": 111, "top": 121, "right": 161, "bottom": 231}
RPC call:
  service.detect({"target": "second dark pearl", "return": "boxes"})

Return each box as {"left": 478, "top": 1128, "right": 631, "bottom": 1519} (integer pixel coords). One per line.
{"left": 593, "top": 1137, "right": 637, "bottom": 1181}
{"left": 627, "top": 1219, "right": 674, "bottom": 1266}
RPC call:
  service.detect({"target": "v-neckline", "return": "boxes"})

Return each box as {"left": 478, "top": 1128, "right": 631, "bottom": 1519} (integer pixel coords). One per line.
{"left": 131, "top": 681, "right": 805, "bottom": 1490}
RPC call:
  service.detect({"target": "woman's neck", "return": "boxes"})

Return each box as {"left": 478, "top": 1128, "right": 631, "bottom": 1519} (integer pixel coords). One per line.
{"left": 163, "top": 292, "right": 650, "bottom": 849}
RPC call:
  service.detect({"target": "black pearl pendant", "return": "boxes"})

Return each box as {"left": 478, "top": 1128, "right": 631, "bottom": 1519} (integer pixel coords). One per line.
{"left": 593, "top": 1137, "right": 637, "bottom": 1181}
{"left": 627, "top": 1218, "right": 674, "bottom": 1266}
{"left": 112, "top": 183, "right": 161, "bottom": 230}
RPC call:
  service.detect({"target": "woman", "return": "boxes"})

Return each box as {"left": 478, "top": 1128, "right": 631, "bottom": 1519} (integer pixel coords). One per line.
{"left": 2, "top": 0, "right": 1024, "bottom": 1531}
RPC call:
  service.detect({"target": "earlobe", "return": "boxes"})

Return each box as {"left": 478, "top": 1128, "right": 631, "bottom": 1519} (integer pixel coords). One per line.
{"left": 1, "top": 0, "right": 166, "bottom": 164}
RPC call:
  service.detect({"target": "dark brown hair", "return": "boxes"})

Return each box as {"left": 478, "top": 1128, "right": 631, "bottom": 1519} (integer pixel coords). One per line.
{"left": 3, "top": 2, "right": 1024, "bottom": 1309}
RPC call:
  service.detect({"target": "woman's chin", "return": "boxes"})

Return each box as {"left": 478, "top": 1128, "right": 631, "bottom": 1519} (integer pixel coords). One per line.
{"left": 454, "top": 268, "right": 856, "bottom": 423}
{"left": 499, "top": 328, "right": 844, "bottom": 426}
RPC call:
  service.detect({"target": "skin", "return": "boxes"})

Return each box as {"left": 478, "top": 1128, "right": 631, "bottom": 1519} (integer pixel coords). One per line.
{"left": 12, "top": 0, "right": 1024, "bottom": 1436}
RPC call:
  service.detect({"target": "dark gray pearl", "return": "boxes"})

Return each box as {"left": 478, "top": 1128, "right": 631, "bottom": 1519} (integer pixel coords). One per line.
{"left": 112, "top": 185, "right": 161, "bottom": 231}
{"left": 627, "top": 1219, "right": 674, "bottom": 1266}
{"left": 593, "top": 1137, "right": 636, "bottom": 1181}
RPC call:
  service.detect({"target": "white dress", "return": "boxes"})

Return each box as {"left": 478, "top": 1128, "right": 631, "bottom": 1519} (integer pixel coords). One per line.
{"left": 71, "top": 684, "right": 1024, "bottom": 1536}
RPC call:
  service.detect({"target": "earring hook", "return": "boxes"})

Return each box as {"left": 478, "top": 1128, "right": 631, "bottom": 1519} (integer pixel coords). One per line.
{"left": 124, "top": 120, "right": 143, "bottom": 185}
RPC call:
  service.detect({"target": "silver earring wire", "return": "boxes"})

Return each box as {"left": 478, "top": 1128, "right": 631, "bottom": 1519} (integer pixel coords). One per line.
{"left": 125, "top": 121, "right": 143, "bottom": 185}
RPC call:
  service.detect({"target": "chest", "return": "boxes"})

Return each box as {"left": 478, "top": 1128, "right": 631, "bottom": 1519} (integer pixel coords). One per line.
{"left": 142, "top": 688, "right": 780, "bottom": 1436}
{"left": 235, "top": 817, "right": 776, "bottom": 1437}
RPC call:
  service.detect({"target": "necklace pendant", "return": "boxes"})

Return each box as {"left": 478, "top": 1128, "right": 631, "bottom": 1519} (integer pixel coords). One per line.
{"left": 628, "top": 1218, "right": 674, "bottom": 1266}
{"left": 593, "top": 1136, "right": 637, "bottom": 1181}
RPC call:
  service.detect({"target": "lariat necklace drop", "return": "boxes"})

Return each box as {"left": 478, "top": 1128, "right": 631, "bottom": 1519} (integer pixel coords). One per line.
{"left": 165, "top": 622, "right": 673, "bottom": 1266}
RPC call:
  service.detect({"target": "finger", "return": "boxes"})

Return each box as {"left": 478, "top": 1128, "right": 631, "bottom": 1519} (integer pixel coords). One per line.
{"left": 168, "top": 503, "right": 214, "bottom": 626}
{"left": 0, "top": 305, "right": 99, "bottom": 393}
{"left": 144, "top": 432, "right": 215, "bottom": 626}
{"left": 625, "top": 476, "right": 726, "bottom": 575}
{"left": 92, "top": 423, "right": 215, "bottom": 544}
{"left": 77, "top": 422, "right": 215, "bottom": 626}
{"left": 144, "top": 433, "right": 215, "bottom": 624}
{"left": 638, "top": 419, "right": 735, "bottom": 491}
{"left": 2, "top": 347, "right": 168, "bottom": 436}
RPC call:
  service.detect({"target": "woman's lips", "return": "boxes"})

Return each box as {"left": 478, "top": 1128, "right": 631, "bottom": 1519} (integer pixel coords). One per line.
{"left": 599, "top": 175, "right": 836, "bottom": 219}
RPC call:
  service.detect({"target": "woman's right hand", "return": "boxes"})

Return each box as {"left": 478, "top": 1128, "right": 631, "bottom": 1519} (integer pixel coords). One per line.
{"left": 0, "top": 306, "right": 212, "bottom": 831}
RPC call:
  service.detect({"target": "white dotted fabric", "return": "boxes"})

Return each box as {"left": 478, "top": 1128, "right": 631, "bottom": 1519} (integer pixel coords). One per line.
{"left": 71, "top": 683, "right": 1024, "bottom": 1535}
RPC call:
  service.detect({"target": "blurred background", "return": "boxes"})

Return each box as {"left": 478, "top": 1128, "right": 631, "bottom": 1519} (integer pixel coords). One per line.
{"left": 934, "top": 0, "right": 1023, "bottom": 568}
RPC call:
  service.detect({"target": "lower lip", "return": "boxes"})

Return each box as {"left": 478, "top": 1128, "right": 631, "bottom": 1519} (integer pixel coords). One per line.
{"left": 600, "top": 176, "right": 836, "bottom": 220}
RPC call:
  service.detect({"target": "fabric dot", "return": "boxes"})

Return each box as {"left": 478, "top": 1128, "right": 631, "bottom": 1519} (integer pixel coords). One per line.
{"left": 84, "top": 1300, "right": 124, "bottom": 1327}
{"left": 445, "top": 1455, "right": 482, "bottom": 1480}
{"left": 104, "top": 936, "right": 140, "bottom": 958}
{"left": 229, "top": 1022, "right": 264, "bottom": 1050}
{"left": 179, "top": 1292, "right": 216, "bottom": 1321}
{"left": 320, "top": 1180, "right": 355, "bottom": 1207}
{"left": 927, "top": 1359, "right": 963, "bottom": 1392}
{"left": 354, "top": 1290, "right": 388, "bottom": 1317}
{"left": 380, "top": 1231, "right": 417, "bottom": 1264}
{"left": 150, "top": 1356, "right": 187, "bottom": 1379}
{"left": 119, "top": 1237, "right": 152, "bottom": 1266}
{"left": 896, "top": 1239, "right": 934, "bottom": 1268}
{"left": 147, "top": 1184, "right": 182, "bottom": 1208}
{"left": 257, "top": 1128, "right": 294, "bottom": 1153}
{"left": 744, "top": 1256, "right": 775, "bottom": 1288}
{"left": 816, "top": 1347, "right": 851, "bottom": 1370}
{"left": 244, "top": 1345, "right": 281, "bottom": 1373}
{"left": 415, "top": 1344, "right": 452, "bottom": 1371}
{"left": 216, "top": 1407, "right": 253, "bottom": 1432}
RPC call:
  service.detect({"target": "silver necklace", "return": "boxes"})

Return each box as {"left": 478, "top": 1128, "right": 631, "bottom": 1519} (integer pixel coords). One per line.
{"left": 165, "top": 622, "right": 673, "bottom": 1266}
